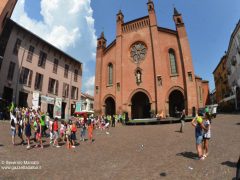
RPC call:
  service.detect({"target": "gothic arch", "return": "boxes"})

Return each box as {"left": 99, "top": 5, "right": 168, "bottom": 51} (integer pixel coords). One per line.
{"left": 103, "top": 94, "right": 116, "bottom": 116}
{"left": 102, "top": 94, "right": 116, "bottom": 105}
{"left": 165, "top": 86, "right": 185, "bottom": 102}
{"left": 166, "top": 86, "right": 185, "bottom": 117}
{"left": 127, "top": 88, "right": 153, "bottom": 105}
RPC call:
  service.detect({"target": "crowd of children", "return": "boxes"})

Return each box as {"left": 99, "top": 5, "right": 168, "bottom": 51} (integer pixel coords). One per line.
{"left": 9, "top": 107, "right": 121, "bottom": 150}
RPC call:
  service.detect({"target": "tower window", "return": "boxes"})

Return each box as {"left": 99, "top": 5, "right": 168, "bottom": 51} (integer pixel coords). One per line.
{"left": 188, "top": 72, "right": 193, "bottom": 81}
{"left": 108, "top": 63, "right": 113, "bottom": 85}
{"left": 169, "top": 49, "right": 178, "bottom": 75}
{"left": 157, "top": 76, "right": 162, "bottom": 86}
{"left": 95, "top": 86, "right": 99, "bottom": 94}
{"left": 117, "top": 83, "right": 120, "bottom": 91}
{"left": 177, "top": 18, "right": 182, "bottom": 24}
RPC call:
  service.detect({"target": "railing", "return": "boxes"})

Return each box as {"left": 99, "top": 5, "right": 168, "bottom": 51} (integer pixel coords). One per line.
{"left": 122, "top": 17, "right": 150, "bottom": 33}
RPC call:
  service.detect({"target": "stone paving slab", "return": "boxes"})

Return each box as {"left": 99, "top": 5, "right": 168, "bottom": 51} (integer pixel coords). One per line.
{"left": 0, "top": 114, "right": 239, "bottom": 179}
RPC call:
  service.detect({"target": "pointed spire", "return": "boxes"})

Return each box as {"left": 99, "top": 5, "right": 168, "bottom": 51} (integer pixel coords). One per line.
{"left": 100, "top": 32, "right": 105, "bottom": 38}
{"left": 174, "top": 7, "right": 180, "bottom": 16}
{"left": 118, "top": 9, "right": 122, "bottom": 15}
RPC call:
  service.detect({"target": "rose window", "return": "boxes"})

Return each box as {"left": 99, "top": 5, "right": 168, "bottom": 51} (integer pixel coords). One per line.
{"left": 130, "top": 42, "right": 147, "bottom": 63}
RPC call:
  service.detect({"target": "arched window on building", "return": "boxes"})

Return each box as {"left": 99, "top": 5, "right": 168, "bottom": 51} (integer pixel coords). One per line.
{"left": 108, "top": 63, "right": 113, "bottom": 85}
{"left": 169, "top": 49, "right": 178, "bottom": 75}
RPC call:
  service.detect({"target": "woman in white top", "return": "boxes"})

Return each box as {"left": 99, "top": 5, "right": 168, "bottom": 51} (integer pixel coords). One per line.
{"left": 203, "top": 112, "right": 211, "bottom": 158}
{"left": 10, "top": 112, "right": 17, "bottom": 145}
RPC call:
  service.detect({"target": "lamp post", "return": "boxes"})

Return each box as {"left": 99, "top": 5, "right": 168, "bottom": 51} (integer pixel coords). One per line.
{"left": 232, "top": 85, "right": 237, "bottom": 111}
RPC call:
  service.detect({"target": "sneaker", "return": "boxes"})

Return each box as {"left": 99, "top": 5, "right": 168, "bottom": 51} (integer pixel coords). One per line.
{"left": 200, "top": 156, "right": 205, "bottom": 160}
{"left": 203, "top": 154, "right": 207, "bottom": 158}
{"left": 56, "top": 145, "right": 61, "bottom": 148}
{"left": 72, "top": 146, "right": 75, "bottom": 148}
{"left": 26, "top": 145, "right": 30, "bottom": 149}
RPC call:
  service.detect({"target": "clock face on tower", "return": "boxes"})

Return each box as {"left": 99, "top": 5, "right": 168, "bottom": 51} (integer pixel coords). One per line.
{"left": 130, "top": 42, "right": 147, "bottom": 63}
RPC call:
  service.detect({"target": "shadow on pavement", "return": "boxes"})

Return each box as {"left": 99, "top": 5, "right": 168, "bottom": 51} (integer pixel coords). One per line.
{"left": 0, "top": 144, "right": 3, "bottom": 147}
{"left": 174, "top": 130, "right": 182, "bottom": 133}
{"left": 236, "top": 123, "right": 240, "bottom": 125}
{"left": 159, "top": 172, "right": 167, "bottom": 177}
{"left": 176, "top": 152, "right": 197, "bottom": 159}
{"left": 221, "top": 161, "right": 237, "bottom": 168}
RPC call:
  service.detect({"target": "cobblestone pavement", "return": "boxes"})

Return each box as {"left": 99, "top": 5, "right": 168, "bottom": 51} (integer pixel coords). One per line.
{"left": 0, "top": 114, "right": 239, "bottom": 180}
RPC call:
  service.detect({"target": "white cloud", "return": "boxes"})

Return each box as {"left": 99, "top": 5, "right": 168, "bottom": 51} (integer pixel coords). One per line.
{"left": 84, "top": 76, "right": 95, "bottom": 96}
{"left": 12, "top": 0, "right": 97, "bottom": 94}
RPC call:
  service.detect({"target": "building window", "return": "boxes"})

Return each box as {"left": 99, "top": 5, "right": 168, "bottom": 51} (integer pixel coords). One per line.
{"left": 117, "top": 82, "right": 120, "bottom": 91}
{"left": 188, "top": 72, "right": 193, "bottom": 81}
{"left": 53, "top": 58, "right": 58, "bottom": 74}
{"left": 13, "top": 38, "right": 21, "bottom": 55}
{"left": 34, "top": 73, "right": 43, "bottom": 91}
{"left": 7, "top": 62, "right": 15, "bottom": 81}
{"left": 48, "top": 78, "right": 59, "bottom": 95}
{"left": 157, "top": 76, "right": 162, "bottom": 86}
{"left": 71, "top": 86, "right": 78, "bottom": 100}
{"left": 38, "top": 51, "right": 47, "bottom": 68}
{"left": 62, "top": 83, "right": 69, "bottom": 98}
{"left": 74, "top": 69, "right": 78, "bottom": 82}
{"left": 19, "top": 67, "right": 33, "bottom": 87}
{"left": 64, "top": 64, "right": 69, "bottom": 78}
{"left": 108, "top": 63, "right": 113, "bottom": 85}
{"left": 199, "top": 86, "right": 202, "bottom": 102}
{"left": 169, "top": 49, "right": 178, "bottom": 75}
{"left": 95, "top": 86, "right": 99, "bottom": 94}
{"left": 26, "top": 45, "right": 34, "bottom": 62}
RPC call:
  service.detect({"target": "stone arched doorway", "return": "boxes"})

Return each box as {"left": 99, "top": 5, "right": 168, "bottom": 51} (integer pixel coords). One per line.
{"left": 169, "top": 90, "right": 184, "bottom": 117}
{"left": 105, "top": 97, "right": 116, "bottom": 115}
{"left": 131, "top": 92, "right": 151, "bottom": 119}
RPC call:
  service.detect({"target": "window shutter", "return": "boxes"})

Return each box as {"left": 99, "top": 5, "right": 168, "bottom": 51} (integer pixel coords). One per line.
{"left": 56, "top": 80, "right": 59, "bottom": 95}
{"left": 40, "top": 75, "right": 43, "bottom": 91}
{"left": 28, "top": 70, "right": 33, "bottom": 87}
{"left": 48, "top": 78, "right": 51, "bottom": 93}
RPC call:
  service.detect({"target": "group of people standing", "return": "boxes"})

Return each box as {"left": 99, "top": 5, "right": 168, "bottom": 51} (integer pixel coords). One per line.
{"left": 191, "top": 112, "right": 211, "bottom": 160}
{"left": 9, "top": 107, "right": 108, "bottom": 150}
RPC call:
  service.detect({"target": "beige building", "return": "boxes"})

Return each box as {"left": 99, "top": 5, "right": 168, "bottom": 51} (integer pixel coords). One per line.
{"left": 226, "top": 20, "right": 240, "bottom": 110}
{"left": 81, "top": 93, "right": 94, "bottom": 112}
{"left": 0, "top": 20, "right": 82, "bottom": 118}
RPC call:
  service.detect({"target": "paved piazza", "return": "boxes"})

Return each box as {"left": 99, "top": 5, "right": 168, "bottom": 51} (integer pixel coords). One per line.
{"left": 0, "top": 114, "right": 239, "bottom": 179}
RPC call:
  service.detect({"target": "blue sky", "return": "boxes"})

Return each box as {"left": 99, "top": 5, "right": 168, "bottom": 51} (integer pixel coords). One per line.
{"left": 12, "top": 0, "right": 240, "bottom": 94}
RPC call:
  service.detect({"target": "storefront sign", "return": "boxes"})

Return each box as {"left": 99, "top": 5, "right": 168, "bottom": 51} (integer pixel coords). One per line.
{"left": 32, "top": 91, "right": 39, "bottom": 110}
{"left": 54, "top": 98, "right": 62, "bottom": 118}
{"left": 41, "top": 95, "right": 54, "bottom": 104}
{"left": 75, "top": 101, "right": 82, "bottom": 113}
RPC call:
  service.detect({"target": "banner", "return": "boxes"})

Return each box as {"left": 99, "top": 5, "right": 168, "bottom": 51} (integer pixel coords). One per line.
{"left": 41, "top": 95, "right": 54, "bottom": 104}
{"left": 54, "top": 98, "right": 62, "bottom": 118}
{"left": 75, "top": 101, "right": 82, "bottom": 113}
{"left": 32, "top": 91, "right": 39, "bottom": 110}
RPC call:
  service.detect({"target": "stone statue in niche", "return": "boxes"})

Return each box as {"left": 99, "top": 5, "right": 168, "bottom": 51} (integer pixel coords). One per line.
{"left": 135, "top": 70, "right": 142, "bottom": 85}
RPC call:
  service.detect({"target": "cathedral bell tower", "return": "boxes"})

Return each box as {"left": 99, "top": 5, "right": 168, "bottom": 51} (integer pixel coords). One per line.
{"left": 94, "top": 32, "right": 107, "bottom": 114}
{"left": 173, "top": 7, "right": 198, "bottom": 114}
{"left": 147, "top": 0, "right": 157, "bottom": 26}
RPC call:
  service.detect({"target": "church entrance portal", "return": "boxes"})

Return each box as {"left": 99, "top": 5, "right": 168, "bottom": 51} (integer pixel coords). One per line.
{"left": 131, "top": 92, "right": 150, "bottom": 119}
{"left": 169, "top": 90, "right": 184, "bottom": 117}
{"left": 105, "top": 97, "right": 115, "bottom": 115}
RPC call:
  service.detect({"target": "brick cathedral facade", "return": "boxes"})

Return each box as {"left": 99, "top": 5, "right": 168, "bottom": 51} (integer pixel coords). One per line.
{"left": 94, "top": 1, "right": 209, "bottom": 118}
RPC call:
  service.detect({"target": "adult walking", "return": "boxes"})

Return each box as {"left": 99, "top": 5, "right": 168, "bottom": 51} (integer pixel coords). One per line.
{"left": 179, "top": 109, "right": 185, "bottom": 133}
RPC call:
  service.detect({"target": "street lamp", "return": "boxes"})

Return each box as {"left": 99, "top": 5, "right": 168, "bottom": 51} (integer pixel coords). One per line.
{"left": 232, "top": 85, "right": 237, "bottom": 110}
